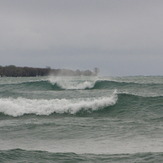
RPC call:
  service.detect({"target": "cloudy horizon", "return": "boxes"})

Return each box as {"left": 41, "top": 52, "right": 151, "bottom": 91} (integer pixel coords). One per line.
{"left": 0, "top": 0, "right": 163, "bottom": 76}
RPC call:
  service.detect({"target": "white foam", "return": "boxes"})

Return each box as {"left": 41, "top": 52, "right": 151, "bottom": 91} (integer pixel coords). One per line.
{"left": 0, "top": 93, "right": 117, "bottom": 117}
{"left": 48, "top": 76, "right": 97, "bottom": 90}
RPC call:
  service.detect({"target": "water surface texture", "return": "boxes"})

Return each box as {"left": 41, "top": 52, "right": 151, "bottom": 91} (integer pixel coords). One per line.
{"left": 0, "top": 76, "right": 163, "bottom": 162}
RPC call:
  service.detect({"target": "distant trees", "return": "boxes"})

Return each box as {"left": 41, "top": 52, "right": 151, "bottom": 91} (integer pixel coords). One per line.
{"left": 0, "top": 65, "right": 99, "bottom": 77}
{"left": 0, "top": 65, "right": 50, "bottom": 77}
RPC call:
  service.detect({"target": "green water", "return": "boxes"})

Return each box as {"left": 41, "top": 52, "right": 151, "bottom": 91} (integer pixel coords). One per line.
{"left": 0, "top": 76, "right": 163, "bottom": 162}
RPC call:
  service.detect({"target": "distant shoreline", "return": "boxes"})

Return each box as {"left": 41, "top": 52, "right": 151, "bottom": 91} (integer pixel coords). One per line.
{"left": 0, "top": 65, "right": 99, "bottom": 77}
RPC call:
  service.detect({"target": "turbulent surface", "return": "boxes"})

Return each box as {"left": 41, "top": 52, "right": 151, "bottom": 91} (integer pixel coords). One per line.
{"left": 0, "top": 76, "right": 163, "bottom": 162}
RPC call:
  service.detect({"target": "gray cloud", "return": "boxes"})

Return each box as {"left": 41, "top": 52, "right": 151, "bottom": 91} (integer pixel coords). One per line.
{"left": 0, "top": 0, "right": 163, "bottom": 75}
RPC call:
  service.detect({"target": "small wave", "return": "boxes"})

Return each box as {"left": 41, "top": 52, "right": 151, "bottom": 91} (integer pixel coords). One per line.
{"left": 0, "top": 92, "right": 117, "bottom": 117}
{"left": 0, "top": 149, "right": 162, "bottom": 163}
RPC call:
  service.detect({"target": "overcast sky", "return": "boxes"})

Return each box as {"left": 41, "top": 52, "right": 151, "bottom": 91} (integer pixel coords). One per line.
{"left": 0, "top": 0, "right": 163, "bottom": 76}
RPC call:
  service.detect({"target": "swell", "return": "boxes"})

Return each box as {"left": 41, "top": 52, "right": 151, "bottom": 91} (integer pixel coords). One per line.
{"left": 0, "top": 79, "right": 163, "bottom": 91}
{"left": 0, "top": 80, "right": 95, "bottom": 91}
{"left": 0, "top": 149, "right": 162, "bottom": 163}
{"left": 0, "top": 80, "right": 62, "bottom": 91}
{"left": 0, "top": 93, "right": 162, "bottom": 119}
{"left": 93, "top": 80, "right": 163, "bottom": 90}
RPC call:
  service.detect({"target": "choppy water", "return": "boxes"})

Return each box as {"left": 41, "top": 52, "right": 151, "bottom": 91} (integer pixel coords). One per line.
{"left": 0, "top": 76, "right": 163, "bottom": 162}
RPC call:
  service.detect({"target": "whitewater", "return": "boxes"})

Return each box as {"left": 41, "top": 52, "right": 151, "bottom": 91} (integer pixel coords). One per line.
{"left": 0, "top": 76, "right": 163, "bottom": 162}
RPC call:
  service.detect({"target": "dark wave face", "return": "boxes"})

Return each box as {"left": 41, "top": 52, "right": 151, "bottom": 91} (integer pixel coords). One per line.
{"left": 0, "top": 76, "right": 163, "bottom": 162}
{"left": 91, "top": 93, "right": 163, "bottom": 120}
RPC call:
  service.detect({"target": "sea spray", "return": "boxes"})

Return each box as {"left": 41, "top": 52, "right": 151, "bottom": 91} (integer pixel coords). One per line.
{"left": 48, "top": 76, "right": 97, "bottom": 90}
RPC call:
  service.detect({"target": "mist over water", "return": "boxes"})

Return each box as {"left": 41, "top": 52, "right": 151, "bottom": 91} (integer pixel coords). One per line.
{"left": 0, "top": 76, "right": 163, "bottom": 162}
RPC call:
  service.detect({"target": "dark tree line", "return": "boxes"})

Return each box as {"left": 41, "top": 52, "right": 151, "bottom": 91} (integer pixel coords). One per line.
{"left": 0, "top": 65, "right": 99, "bottom": 77}
{"left": 0, "top": 65, "right": 50, "bottom": 77}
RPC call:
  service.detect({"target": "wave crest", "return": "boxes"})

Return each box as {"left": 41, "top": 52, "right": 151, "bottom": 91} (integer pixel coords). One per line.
{"left": 0, "top": 93, "right": 117, "bottom": 117}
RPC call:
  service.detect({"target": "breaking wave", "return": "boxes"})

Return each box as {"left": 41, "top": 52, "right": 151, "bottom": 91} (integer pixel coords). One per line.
{"left": 0, "top": 92, "right": 117, "bottom": 117}
{"left": 0, "top": 92, "right": 162, "bottom": 118}
{"left": 0, "top": 79, "right": 96, "bottom": 91}
{"left": 48, "top": 76, "right": 96, "bottom": 90}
